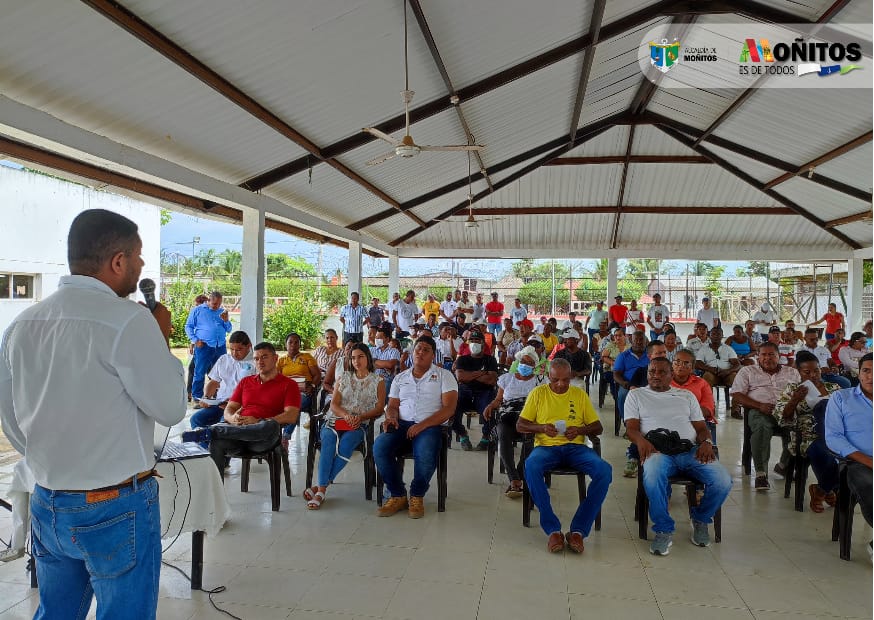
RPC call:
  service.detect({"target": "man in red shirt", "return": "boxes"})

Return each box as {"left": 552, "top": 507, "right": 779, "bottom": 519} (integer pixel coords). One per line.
{"left": 184, "top": 342, "right": 301, "bottom": 478}
{"left": 485, "top": 292, "right": 505, "bottom": 338}
{"left": 671, "top": 348, "right": 717, "bottom": 442}
{"left": 608, "top": 295, "right": 628, "bottom": 330}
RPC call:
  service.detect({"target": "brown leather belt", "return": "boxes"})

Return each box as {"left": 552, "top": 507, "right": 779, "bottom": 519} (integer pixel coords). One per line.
{"left": 59, "top": 470, "right": 157, "bottom": 494}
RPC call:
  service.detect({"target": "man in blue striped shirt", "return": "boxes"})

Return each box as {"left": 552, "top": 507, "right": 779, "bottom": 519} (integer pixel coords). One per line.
{"left": 340, "top": 292, "right": 368, "bottom": 344}
{"left": 825, "top": 352, "right": 873, "bottom": 533}
{"left": 185, "top": 291, "right": 233, "bottom": 401}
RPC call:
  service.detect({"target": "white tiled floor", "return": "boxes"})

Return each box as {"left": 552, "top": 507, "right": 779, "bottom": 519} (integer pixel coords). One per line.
{"left": 0, "top": 384, "right": 871, "bottom": 619}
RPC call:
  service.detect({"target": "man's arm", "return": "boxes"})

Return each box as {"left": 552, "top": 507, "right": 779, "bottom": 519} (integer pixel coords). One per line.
{"left": 184, "top": 306, "right": 198, "bottom": 343}
{"left": 407, "top": 390, "right": 458, "bottom": 439}
{"left": 273, "top": 405, "right": 300, "bottom": 426}
{"left": 0, "top": 334, "right": 25, "bottom": 454}
{"left": 516, "top": 416, "right": 558, "bottom": 437}
{"left": 691, "top": 420, "right": 716, "bottom": 463}
{"left": 825, "top": 393, "right": 873, "bottom": 468}
{"left": 223, "top": 400, "right": 242, "bottom": 421}
{"left": 625, "top": 418, "right": 656, "bottom": 462}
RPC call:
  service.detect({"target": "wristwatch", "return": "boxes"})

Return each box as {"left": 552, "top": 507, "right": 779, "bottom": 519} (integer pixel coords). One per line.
{"left": 699, "top": 438, "right": 714, "bottom": 446}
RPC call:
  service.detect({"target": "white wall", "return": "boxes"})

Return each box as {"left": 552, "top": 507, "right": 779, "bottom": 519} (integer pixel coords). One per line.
{"left": 0, "top": 165, "right": 161, "bottom": 334}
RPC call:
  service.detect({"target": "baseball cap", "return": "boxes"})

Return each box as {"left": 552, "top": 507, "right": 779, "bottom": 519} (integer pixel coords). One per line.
{"left": 562, "top": 329, "right": 581, "bottom": 340}
{"left": 769, "top": 326, "right": 782, "bottom": 333}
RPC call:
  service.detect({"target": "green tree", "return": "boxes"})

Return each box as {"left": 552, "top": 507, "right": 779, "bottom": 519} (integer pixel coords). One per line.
{"left": 262, "top": 297, "right": 326, "bottom": 350}
{"left": 864, "top": 259, "right": 872, "bottom": 286}
{"left": 266, "top": 254, "right": 316, "bottom": 277}
{"left": 159, "top": 209, "right": 172, "bottom": 226}
{"left": 216, "top": 249, "right": 242, "bottom": 276}
{"left": 321, "top": 283, "right": 348, "bottom": 311}
{"left": 161, "top": 280, "right": 206, "bottom": 348}
{"left": 518, "top": 280, "right": 569, "bottom": 313}
{"left": 736, "top": 260, "right": 768, "bottom": 277}
{"left": 511, "top": 259, "right": 570, "bottom": 282}
{"left": 191, "top": 248, "right": 218, "bottom": 277}
{"left": 623, "top": 259, "right": 672, "bottom": 280}
{"left": 428, "top": 284, "right": 453, "bottom": 300}
{"left": 575, "top": 278, "right": 608, "bottom": 303}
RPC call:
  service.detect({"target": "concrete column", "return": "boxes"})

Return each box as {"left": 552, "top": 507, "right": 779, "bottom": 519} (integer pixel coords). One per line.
{"left": 388, "top": 254, "right": 400, "bottom": 298}
{"left": 347, "top": 241, "right": 362, "bottom": 299}
{"left": 606, "top": 258, "right": 618, "bottom": 303}
{"left": 240, "top": 208, "right": 265, "bottom": 342}
{"left": 846, "top": 257, "right": 865, "bottom": 331}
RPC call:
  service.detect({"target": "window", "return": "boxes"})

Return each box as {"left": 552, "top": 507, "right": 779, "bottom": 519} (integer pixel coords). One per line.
{"left": 0, "top": 273, "right": 35, "bottom": 299}
{"left": 13, "top": 275, "right": 34, "bottom": 299}
{"left": 463, "top": 278, "right": 478, "bottom": 292}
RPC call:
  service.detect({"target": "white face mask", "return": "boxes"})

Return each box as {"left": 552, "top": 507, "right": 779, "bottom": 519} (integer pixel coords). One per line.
{"left": 374, "top": 339, "right": 384, "bottom": 348}
{"left": 469, "top": 343, "right": 483, "bottom": 355}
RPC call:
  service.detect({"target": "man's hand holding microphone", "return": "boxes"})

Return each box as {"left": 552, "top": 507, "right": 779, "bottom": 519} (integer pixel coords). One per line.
{"left": 138, "top": 279, "right": 172, "bottom": 346}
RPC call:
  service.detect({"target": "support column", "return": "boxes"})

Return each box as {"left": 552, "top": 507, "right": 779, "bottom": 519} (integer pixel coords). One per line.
{"left": 846, "top": 257, "right": 865, "bottom": 331}
{"left": 347, "top": 241, "right": 362, "bottom": 299}
{"left": 606, "top": 258, "right": 618, "bottom": 304}
{"left": 388, "top": 254, "right": 400, "bottom": 298}
{"left": 241, "top": 208, "right": 265, "bottom": 342}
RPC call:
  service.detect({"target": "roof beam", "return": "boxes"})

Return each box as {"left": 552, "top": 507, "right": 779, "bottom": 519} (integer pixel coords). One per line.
{"left": 824, "top": 211, "right": 873, "bottom": 228}
{"left": 241, "top": 0, "right": 815, "bottom": 191}
{"left": 693, "top": 0, "right": 854, "bottom": 146}
{"left": 348, "top": 110, "right": 634, "bottom": 231}
{"left": 643, "top": 112, "right": 872, "bottom": 203}
{"left": 609, "top": 126, "right": 636, "bottom": 249}
{"left": 547, "top": 155, "right": 709, "bottom": 165}
{"left": 79, "top": 0, "right": 423, "bottom": 229}
{"left": 407, "top": 0, "right": 493, "bottom": 192}
{"left": 567, "top": 0, "right": 606, "bottom": 144}
{"left": 763, "top": 131, "right": 873, "bottom": 189}
{"left": 0, "top": 135, "right": 381, "bottom": 255}
{"left": 470, "top": 206, "right": 795, "bottom": 216}
{"left": 654, "top": 124, "right": 861, "bottom": 250}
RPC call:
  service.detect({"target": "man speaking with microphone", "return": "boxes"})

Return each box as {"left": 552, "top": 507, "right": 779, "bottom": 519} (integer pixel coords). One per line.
{"left": 0, "top": 209, "right": 186, "bottom": 619}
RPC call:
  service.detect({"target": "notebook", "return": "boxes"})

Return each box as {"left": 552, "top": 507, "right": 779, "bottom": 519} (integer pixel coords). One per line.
{"left": 154, "top": 424, "right": 210, "bottom": 462}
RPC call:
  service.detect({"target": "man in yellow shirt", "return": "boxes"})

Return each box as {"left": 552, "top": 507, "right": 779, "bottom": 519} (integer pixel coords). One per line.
{"left": 421, "top": 294, "right": 441, "bottom": 323}
{"left": 517, "top": 359, "right": 612, "bottom": 553}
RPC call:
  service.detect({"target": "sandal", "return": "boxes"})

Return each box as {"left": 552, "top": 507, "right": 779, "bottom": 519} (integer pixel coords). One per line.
{"left": 303, "top": 486, "right": 318, "bottom": 502}
{"left": 808, "top": 484, "right": 825, "bottom": 513}
{"left": 823, "top": 491, "right": 837, "bottom": 507}
{"left": 505, "top": 484, "right": 523, "bottom": 499}
{"left": 306, "top": 491, "right": 325, "bottom": 510}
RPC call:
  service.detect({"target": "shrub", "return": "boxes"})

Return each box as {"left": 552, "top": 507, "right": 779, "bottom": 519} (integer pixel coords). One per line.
{"left": 262, "top": 295, "right": 326, "bottom": 350}
{"left": 162, "top": 280, "right": 206, "bottom": 348}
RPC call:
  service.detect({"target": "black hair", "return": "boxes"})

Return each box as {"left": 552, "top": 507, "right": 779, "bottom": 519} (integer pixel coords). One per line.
{"left": 415, "top": 335, "right": 437, "bottom": 354}
{"left": 67, "top": 209, "right": 139, "bottom": 275}
{"left": 254, "top": 342, "right": 277, "bottom": 354}
{"left": 349, "top": 342, "right": 375, "bottom": 372}
{"left": 228, "top": 331, "right": 251, "bottom": 346}
{"left": 860, "top": 352, "right": 872, "bottom": 369}
{"left": 804, "top": 328, "right": 819, "bottom": 336}
{"left": 646, "top": 340, "right": 666, "bottom": 354}
{"left": 759, "top": 341, "right": 779, "bottom": 352}
{"left": 849, "top": 331, "right": 865, "bottom": 344}
{"left": 794, "top": 350, "right": 819, "bottom": 366}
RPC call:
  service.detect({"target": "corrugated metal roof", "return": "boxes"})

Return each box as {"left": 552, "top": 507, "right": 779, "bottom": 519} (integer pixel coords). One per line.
{"left": 0, "top": 1, "right": 308, "bottom": 185}
{"left": 603, "top": 0, "right": 664, "bottom": 26}
{"left": 615, "top": 213, "right": 846, "bottom": 251}
{"left": 632, "top": 125, "right": 698, "bottom": 156}
{"left": 814, "top": 144, "right": 874, "bottom": 193}
{"left": 745, "top": 0, "right": 839, "bottom": 21}
{"left": 699, "top": 143, "right": 789, "bottom": 184}
{"left": 564, "top": 126, "right": 631, "bottom": 157}
{"left": 647, "top": 88, "right": 738, "bottom": 131}
{"left": 714, "top": 87, "right": 873, "bottom": 168}
{"left": 124, "top": 0, "right": 448, "bottom": 148}
{"left": 835, "top": 221, "right": 874, "bottom": 246}
{"left": 473, "top": 164, "right": 623, "bottom": 208}
{"left": 775, "top": 177, "right": 872, "bottom": 222}
{"left": 622, "top": 163, "right": 786, "bottom": 207}
{"left": 359, "top": 211, "right": 418, "bottom": 244}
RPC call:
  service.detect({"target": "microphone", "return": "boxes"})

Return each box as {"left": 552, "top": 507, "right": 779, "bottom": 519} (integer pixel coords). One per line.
{"left": 139, "top": 278, "right": 157, "bottom": 311}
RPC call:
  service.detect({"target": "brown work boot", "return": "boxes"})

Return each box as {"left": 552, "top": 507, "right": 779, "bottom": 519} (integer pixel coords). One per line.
{"left": 565, "top": 532, "right": 585, "bottom": 554}
{"left": 408, "top": 496, "right": 425, "bottom": 519}
{"left": 377, "top": 496, "right": 408, "bottom": 517}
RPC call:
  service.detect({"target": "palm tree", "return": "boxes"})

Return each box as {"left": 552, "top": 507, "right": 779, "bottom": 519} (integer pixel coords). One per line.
{"left": 216, "top": 249, "right": 242, "bottom": 276}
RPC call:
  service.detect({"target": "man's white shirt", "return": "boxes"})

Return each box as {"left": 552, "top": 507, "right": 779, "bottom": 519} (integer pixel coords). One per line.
{"left": 389, "top": 366, "right": 458, "bottom": 423}
{"left": 624, "top": 386, "right": 703, "bottom": 442}
{"left": 207, "top": 353, "right": 256, "bottom": 401}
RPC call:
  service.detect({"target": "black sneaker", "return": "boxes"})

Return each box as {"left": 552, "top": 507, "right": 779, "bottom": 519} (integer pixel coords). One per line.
{"left": 773, "top": 463, "right": 787, "bottom": 477}
{"left": 474, "top": 440, "right": 490, "bottom": 451}
{"left": 181, "top": 428, "right": 212, "bottom": 444}
{"left": 754, "top": 475, "right": 770, "bottom": 491}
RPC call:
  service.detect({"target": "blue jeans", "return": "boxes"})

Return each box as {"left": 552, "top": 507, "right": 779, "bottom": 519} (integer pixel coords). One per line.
{"left": 617, "top": 386, "right": 629, "bottom": 421}
{"left": 191, "top": 343, "right": 225, "bottom": 400}
{"left": 805, "top": 438, "right": 839, "bottom": 493}
{"left": 30, "top": 477, "right": 161, "bottom": 620}
{"left": 487, "top": 322, "right": 501, "bottom": 337}
{"left": 822, "top": 372, "right": 851, "bottom": 389}
{"left": 190, "top": 405, "right": 225, "bottom": 448}
{"left": 523, "top": 443, "right": 612, "bottom": 536}
{"left": 282, "top": 393, "right": 311, "bottom": 438}
{"left": 641, "top": 448, "right": 732, "bottom": 534}
{"left": 373, "top": 421, "right": 442, "bottom": 498}
{"left": 318, "top": 425, "right": 366, "bottom": 487}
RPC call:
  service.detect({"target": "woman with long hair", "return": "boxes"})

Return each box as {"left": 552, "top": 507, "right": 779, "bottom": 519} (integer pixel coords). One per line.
{"left": 305, "top": 343, "right": 385, "bottom": 509}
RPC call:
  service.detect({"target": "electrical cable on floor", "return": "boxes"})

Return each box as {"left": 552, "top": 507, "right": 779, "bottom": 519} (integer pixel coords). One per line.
{"left": 159, "top": 459, "right": 240, "bottom": 619}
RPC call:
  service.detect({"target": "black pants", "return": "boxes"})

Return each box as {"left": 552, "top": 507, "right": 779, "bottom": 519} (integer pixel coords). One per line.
{"left": 847, "top": 461, "right": 873, "bottom": 527}
{"left": 186, "top": 357, "right": 195, "bottom": 396}
{"left": 209, "top": 419, "right": 281, "bottom": 479}
{"left": 496, "top": 413, "right": 524, "bottom": 482}
{"left": 453, "top": 384, "right": 495, "bottom": 439}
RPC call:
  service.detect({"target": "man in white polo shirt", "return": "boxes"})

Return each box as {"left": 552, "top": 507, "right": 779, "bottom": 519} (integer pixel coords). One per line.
{"left": 373, "top": 335, "right": 458, "bottom": 519}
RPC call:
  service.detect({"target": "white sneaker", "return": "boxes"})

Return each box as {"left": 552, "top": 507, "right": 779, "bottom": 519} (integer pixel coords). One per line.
{"left": 0, "top": 548, "right": 25, "bottom": 563}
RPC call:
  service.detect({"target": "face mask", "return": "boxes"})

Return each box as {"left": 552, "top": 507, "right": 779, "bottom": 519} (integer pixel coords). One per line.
{"left": 517, "top": 363, "right": 534, "bottom": 377}
{"left": 374, "top": 339, "right": 384, "bottom": 348}
{"left": 469, "top": 343, "right": 483, "bottom": 355}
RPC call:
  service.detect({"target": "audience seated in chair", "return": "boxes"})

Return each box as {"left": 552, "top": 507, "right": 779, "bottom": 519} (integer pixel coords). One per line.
{"left": 825, "top": 353, "right": 873, "bottom": 551}
{"left": 671, "top": 348, "right": 717, "bottom": 444}
{"left": 625, "top": 358, "right": 732, "bottom": 556}
{"left": 184, "top": 342, "right": 301, "bottom": 480}
{"left": 730, "top": 342, "right": 800, "bottom": 491}
{"left": 613, "top": 332, "right": 653, "bottom": 478}
{"left": 516, "top": 358, "right": 612, "bottom": 554}
{"left": 373, "top": 335, "right": 458, "bottom": 519}
{"left": 552, "top": 329, "right": 592, "bottom": 390}
{"left": 695, "top": 327, "right": 741, "bottom": 418}
{"left": 451, "top": 330, "right": 498, "bottom": 451}
{"left": 483, "top": 346, "right": 543, "bottom": 498}
{"left": 773, "top": 350, "right": 841, "bottom": 513}
{"left": 800, "top": 328, "right": 852, "bottom": 389}
{"left": 277, "top": 332, "right": 322, "bottom": 447}
{"left": 304, "top": 343, "right": 386, "bottom": 510}
{"left": 190, "top": 331, "right": 255, "bottom": 446}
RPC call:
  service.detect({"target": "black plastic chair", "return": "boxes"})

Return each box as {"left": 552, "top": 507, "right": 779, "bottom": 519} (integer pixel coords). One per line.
{"left": 634, "top": 447, "right": 722, "bottom": 543}
{"left": 239, "top": 441, "right": 292, "bottom": 511}
{"left": 375, "top": 425, "right": 449, "bottom": 512}
{"left": 304, "top": 407, "right": 376, "bottom": 501}
{"left": 520, "top": 435, "right": 602, "bottom": 530}
{"left": 782, "top": 430, "right": 810, "bottom": 512}
{"left": 831, "top": 458, "right": 860, "bottom": 561}
{"left": 487, "top": 424, "right": 524, "bottom": 485}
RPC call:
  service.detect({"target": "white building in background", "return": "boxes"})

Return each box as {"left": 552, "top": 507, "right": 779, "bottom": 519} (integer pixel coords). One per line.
{"left": 0, "top": 164, "right": 161, "bottom": 335}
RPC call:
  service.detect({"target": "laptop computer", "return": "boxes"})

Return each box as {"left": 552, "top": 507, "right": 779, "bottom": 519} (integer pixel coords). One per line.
{"left": 154, "top": 423, "right": 210, "bottom": 462}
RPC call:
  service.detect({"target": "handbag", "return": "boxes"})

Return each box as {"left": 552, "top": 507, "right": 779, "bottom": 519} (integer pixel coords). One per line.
{"left": 495, "top": 397, "right": 527, "bottom": 423}
{"left": 644, "top": 428, "right": 695, "bottom": 455}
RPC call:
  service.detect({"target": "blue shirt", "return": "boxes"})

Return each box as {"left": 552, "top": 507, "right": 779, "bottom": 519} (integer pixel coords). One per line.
{"left": 614, "top": 349, "right": 650, "bottom": 383}
{"left": 184, "top": 304, "right": 232, "bottom": 346}
{"left": 340, "top": 304, "right": 368, "bottom": 333}
{"left": 825, "top": 386, "right": 873, "bottom": 458}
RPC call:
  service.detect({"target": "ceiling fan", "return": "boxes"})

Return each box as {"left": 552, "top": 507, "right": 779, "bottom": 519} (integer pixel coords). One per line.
{"left": 453, "top": 151, "right": 503, "bottom": 229}
{"left": 362, "top": 3, "right": 484, "bottom": 166}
